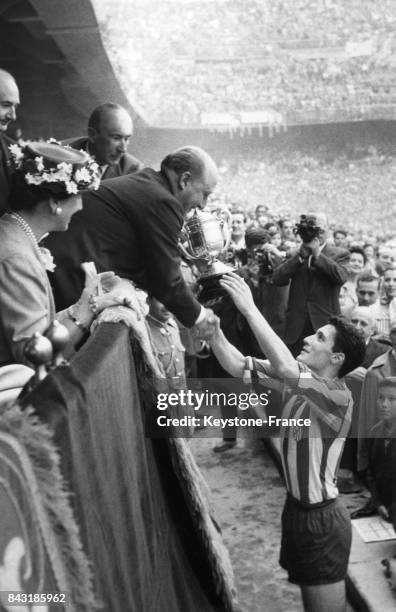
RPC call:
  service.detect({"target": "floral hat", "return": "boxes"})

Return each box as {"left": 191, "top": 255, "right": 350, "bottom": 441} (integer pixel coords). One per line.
{"left": 9, "top": 139, "right": 101, "bottom": 195}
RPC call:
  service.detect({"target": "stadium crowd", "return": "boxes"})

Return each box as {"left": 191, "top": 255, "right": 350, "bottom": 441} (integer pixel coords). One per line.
{"left": 94, "top": 0, "right": 396, "bottom": 125}
{"left": 214, "top": 146, "right": 396, "bottom": 236}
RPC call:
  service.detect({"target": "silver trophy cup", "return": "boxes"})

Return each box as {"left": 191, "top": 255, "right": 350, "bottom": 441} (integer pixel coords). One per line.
{"left": 179, "top": 208, "right": 234, "bottom": 284}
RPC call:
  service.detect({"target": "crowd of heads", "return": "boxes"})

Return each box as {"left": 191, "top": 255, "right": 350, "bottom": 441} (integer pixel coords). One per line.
{"left": 96, "top": 0, "right": 396, "bottom": 126}
{"left": 213, "top": 147, "right": 396, "bottom": 237}
{"left": 210, "top": 194, "right": 396, "bottom": 354}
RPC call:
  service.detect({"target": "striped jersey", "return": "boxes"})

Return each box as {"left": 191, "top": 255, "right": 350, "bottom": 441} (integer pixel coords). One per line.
{"left": 252, "top": 359, "right": 353, "bottom": 505}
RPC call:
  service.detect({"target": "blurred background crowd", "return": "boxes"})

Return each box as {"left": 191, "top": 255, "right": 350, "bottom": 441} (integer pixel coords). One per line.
{"left": 96, "top": 0, "right": 396, "bottom": 126}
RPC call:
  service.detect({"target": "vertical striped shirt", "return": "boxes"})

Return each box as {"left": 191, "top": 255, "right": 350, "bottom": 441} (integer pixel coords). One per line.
{"left": 252, "top": 359, "right": 353, "bottom": 505}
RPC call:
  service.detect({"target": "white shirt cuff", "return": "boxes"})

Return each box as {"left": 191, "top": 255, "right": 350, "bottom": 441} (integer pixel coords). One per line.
{"left": 194, "top": 306, "right": 206, "bottom": 325}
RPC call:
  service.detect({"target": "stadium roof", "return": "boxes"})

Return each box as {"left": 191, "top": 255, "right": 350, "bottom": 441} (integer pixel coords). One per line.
{"left": 0, "top": 0, "right": 147, "bottom": 138}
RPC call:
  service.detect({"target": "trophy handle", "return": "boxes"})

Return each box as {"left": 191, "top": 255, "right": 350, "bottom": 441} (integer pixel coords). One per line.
{"left": 178, "top": 239, "right": 198, "bottom": 262}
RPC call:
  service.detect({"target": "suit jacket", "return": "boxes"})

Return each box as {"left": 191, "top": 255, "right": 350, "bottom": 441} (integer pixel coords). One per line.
{"left": 67, "top": 136, "right": 143, "bottom": 178}
{"left": 0, "top": 215, "right": 55, "bottom": 366}
{"left": 363, "top": 337, "right": 389, "bottom": 369}
{"left": 272, "top": 243, "right": 349, "bottom": 345}
{"left": 0, "top": 134, "right": 16, "bottom": 215}
{"left": 43, "top": 168, "right": 202, "bottom": 327}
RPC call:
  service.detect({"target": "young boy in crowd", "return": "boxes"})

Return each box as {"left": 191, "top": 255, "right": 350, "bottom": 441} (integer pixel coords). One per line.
{"left": 353, "top": 377, "right": 396, "bottom": 527}
{"left": 366, "top": 377, "right": 396, "bottom": 526}
{"left": 146, "top": 296, "right": 195, "bottom": 436}
{"left": 146, "top": 296, "right": 186, "bottom": 381}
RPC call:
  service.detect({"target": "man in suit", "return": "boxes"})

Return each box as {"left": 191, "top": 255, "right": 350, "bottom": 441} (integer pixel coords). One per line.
{"left": 44, "top": 146, "right": 218, "bottom": 334}
{"left": 68, "top": 102, "right": 143, "bottom": 178}
{"left": 338, "top": 306, "right": 389, "bottom": 489}
{"left": 357, "top": 320, "right": 396, "bottom": 473}
{"left": 272, "top": 212, "right": 349, "bottom": 356}
{"left": 0, "top": 69, "right": 20, "bottom": 214}
{"left": 350, "top": 306, "right": 389, "bottom": 368}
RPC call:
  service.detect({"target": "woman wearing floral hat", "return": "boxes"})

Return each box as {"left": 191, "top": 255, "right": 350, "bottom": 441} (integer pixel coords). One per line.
{"left": 0, "top": 140, "right": 130, "bottom": 366}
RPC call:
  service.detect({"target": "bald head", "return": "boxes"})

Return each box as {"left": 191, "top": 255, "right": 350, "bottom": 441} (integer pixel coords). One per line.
{"left": 0, "top": 69, "right": 19, "bottom": 133}
{"left": 161, "top": 146, "right": 217, "bottom": 180}
{"left": 350, "top": 306, "right": 376, "bottom": 341}
{"left": 161, "top": 146, "right": 218, "bottom": 213}
{"left": 87, "top": 103, "right": 133, "bottom": 165}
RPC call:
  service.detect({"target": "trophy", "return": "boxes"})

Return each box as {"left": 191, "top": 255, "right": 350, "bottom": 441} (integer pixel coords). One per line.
{"left": 179, "top": 208, "right": 235, "bottom": 299}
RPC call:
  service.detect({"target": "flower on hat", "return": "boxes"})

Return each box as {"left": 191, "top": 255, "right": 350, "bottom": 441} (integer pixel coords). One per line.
{"left": 65, "top": 180, "right": 78, "bottom": 195}
{"left": 35, "top": 156, "right": 44, "bottom": 172}
{"left": 9, "top": 139, "right": 101, "bottom": 195}
{"left": 9, "top": 143, "right": 25, "bottom": 163}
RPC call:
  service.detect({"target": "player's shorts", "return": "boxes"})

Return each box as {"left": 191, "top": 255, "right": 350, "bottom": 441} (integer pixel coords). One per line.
{"left": 279, "top": 493, "right": 351, "bottom": 585}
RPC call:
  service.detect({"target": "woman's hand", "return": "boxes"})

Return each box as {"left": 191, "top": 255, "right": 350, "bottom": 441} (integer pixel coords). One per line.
{"left": 377, "top": 505, "right": 390, "bottom": 521}
{"left": 73, "top": 277, "right": 136, "bottom": 327}
{"left": 84, "top": 271, "right": 121, "bottom": 296}
{"left": 90, "top": 288, "right": 135, "bottom": 314}
{"left": 219, "top": 272, "right": 256, "bottom": 317}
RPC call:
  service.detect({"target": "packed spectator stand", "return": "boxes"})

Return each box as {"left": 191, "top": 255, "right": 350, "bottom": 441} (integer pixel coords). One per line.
{"left": 95, "top": 0, "right": 396, "bottom": 126}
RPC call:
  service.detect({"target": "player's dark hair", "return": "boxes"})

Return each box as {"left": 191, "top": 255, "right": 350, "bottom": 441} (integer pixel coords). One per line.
{"left": 329, "top": 316, "right": 366, "bottom": 378}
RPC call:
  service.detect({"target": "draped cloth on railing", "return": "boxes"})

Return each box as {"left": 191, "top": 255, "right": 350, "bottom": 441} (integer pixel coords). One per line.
{"left": 0, "top": 404, "right": 96, "bottom": 612}
{"left": 23, "top": 322, "right": 240, "bottom": 612}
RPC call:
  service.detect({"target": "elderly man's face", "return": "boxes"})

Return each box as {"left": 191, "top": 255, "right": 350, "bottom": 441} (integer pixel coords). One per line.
{"left": 179, "top": 166, "right": 218, "bottom": 214}
{"left": 377, "top": 248, "right": 394, "bottom": 270}
{"left": 0, "top": 75, "right": 19, "bottom": 133}
{"left": 89, "top": 108, "right": 132, "bottom": 165}
{"left": 350, "top": 309, "right": 375, "bottom": 341}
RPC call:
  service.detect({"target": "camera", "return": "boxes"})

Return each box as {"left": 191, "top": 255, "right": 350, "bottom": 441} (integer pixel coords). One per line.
{"left": 294, "top": 214, "right": 324, "bottom": 244}
{"left": 251, "top": 245, "right": 274, "bottom": 276}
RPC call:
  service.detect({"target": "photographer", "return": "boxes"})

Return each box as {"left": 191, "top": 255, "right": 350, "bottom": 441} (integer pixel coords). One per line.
{"left": 272, "top": 212, "right": 350, "bottom": 356}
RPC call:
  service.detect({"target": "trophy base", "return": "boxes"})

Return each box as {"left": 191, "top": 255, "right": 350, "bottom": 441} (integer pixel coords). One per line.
{"left": 197, "top": 262, "right": 235, "bottom": 303}
{"left": 198, "top": 260, "right": 234, "bottom": 279}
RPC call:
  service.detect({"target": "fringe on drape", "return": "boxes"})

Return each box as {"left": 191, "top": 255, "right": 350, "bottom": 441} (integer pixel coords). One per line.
{"left": 0, "top": 402, "right": 99, "bottom": 611}
{"left": 170, "top": 437, "right": 242, "bottom": 612}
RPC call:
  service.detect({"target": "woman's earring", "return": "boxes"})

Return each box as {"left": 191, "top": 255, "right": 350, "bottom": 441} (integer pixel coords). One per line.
{"left": 51, "top": 201, "right": 62, "bottom": 215}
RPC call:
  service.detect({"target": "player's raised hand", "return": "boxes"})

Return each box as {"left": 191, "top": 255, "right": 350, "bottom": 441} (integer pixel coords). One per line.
{"left": 219, "top": 272, "right": 255, "bottom": 316}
